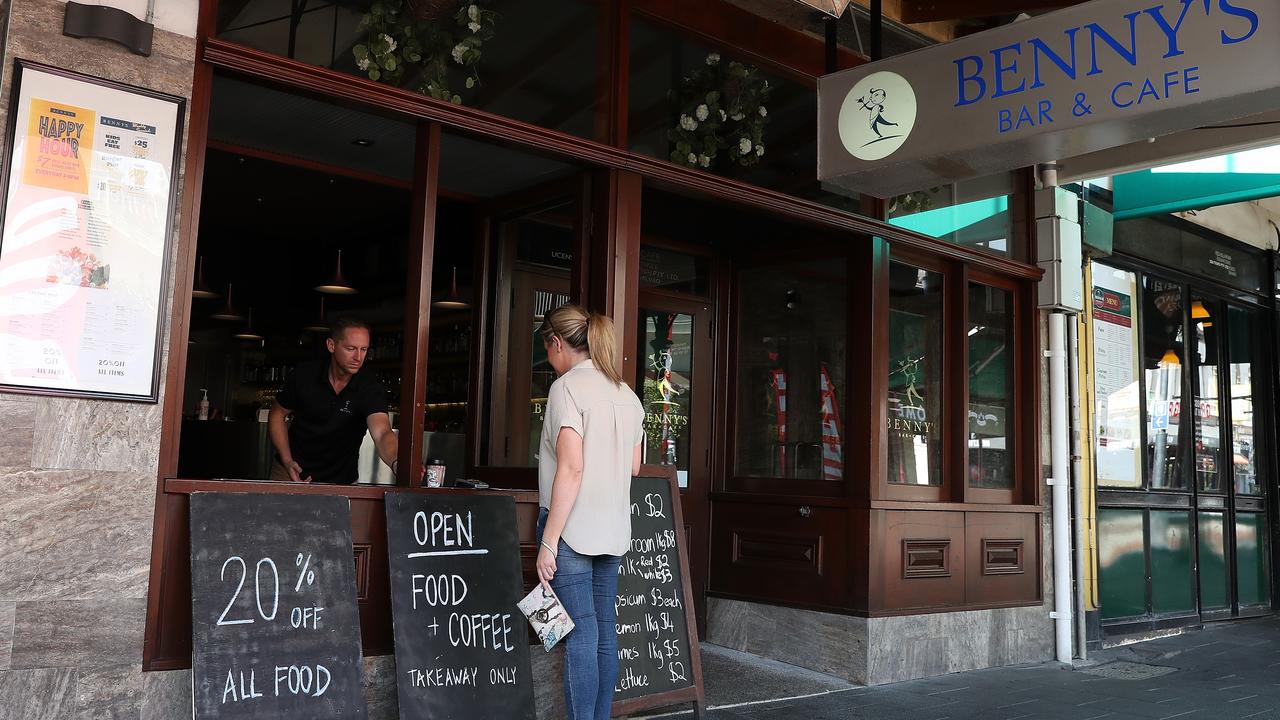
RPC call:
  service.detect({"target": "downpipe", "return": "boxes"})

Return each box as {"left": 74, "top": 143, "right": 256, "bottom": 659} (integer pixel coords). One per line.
{"left": 1068, "top": 317, "right": 1087, "bottom": 660}
{"left": 1049, "top": 311, "right": 1073, "bottom": 663}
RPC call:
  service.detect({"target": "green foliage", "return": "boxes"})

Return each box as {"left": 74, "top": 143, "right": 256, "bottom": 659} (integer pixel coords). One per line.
{"left": 668, "top": 53, "right": 772, "bottom": 171}
{"left": 352, "top": 1, "right": 497, "bottom": 105}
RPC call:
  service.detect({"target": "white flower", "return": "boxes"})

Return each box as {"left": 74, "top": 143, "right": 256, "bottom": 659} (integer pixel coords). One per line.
{"left": 738, "top": 138, "right": 753, "bottom": 154}
{"left": 759, "top": 106, "right": 768, "bottom": 117}
{"left": 719, "top": 109, "right": 727, "bottom": 121}
{"left": 687, "top": 152, "right": 698, "bottom": 164}
{"left": 468, "top": 4, "right": 480, "bottom": 21}
{"left": 468, "top": 21, "right": 481, "bottom": 32}
{"left": 465, "top": 76, "right": 476, "bottom": 88}
{"left": 698, "top": 154, "right": 711, "bottom": 167}
{"left": 731, "top": 112, "right": 745, "bottom": 121}
{"left": 379, "top": 33, "right": 397, "bottom": 52}
{"left": 706, "top": 52, "right": 720, "bottom": 65}
{"left": 451, "top": 43, "right": 467, "bottom": 64}
{"left": 357, "top": 57, "right": 371, "bottom": 71}
{"left": 679, "top": 114, "right": 698, "bottom": 131}
{"left": 695, "top": 104, "right": 709, "bottom": 121}
{"left": 756, "top": 144, "right": 765, "bottom": 157}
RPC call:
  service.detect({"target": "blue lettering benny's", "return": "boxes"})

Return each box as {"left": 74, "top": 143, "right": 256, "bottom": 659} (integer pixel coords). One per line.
{"left": 948, "top": 0, "right": 1259, "bottom": 134}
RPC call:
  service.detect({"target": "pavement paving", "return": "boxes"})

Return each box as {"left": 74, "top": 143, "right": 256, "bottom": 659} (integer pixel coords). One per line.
{"left": 640, "top": 615, "right": 1280, "bottom": 720}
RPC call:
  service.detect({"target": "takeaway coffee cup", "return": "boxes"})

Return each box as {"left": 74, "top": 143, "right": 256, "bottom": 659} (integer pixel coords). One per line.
{"left": 424, "top": 458, "right": 446, "bottom": 488}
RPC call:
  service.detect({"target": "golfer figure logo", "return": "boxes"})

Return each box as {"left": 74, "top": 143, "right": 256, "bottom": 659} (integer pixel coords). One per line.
{"left": 838, "top": 71, "right": 917, "bottom": 162}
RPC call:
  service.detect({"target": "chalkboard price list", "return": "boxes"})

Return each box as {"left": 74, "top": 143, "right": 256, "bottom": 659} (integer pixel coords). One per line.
{"left": 190, "top": 493, "right": 367, "bottom": 720}
{"left": 614, "top": 480, "right": 695, "bottom": 701}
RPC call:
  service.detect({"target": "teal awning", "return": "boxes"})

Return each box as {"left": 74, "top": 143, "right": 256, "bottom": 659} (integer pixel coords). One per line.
{"left": 1113, "top": 145, "right": 1280, "bottom": 220}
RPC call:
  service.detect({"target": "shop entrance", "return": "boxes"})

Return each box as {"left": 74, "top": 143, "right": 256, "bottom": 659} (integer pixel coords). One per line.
{"left": 635, "top": 242, "right": 715, "bottom": 632}
{"left": 1093, "top": 245, "right": 1272, "bottom": 635}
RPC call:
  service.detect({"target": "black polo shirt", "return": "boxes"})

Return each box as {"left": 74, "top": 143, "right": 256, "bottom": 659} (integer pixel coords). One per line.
{"left": 276, "top": 359, "right": 388, "bottom": 484}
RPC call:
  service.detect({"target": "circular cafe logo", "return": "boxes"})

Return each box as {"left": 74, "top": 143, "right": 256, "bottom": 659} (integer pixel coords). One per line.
{"left": 838, "top": 71, "right": 917, "bottom": 162}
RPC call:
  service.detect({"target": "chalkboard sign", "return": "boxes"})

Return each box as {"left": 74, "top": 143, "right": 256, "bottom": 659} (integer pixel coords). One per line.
{"left": 613, "top": 468, "right": 706, "bottom": 718}
{"left": 190, "top": 492, "right": 366, "bottom": 719}
{"left": 385, "top": 491, "right": 536, "bottom": 720}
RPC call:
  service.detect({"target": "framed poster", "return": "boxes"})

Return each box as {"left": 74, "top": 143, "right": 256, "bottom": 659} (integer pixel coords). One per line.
{"left": 0, "top": 60, "right": 184, "bottom": 401}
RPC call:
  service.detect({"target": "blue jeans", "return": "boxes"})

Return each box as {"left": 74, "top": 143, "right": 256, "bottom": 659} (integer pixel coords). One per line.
{"left": 537, "top": 508, "right": 622, "bottom": 720}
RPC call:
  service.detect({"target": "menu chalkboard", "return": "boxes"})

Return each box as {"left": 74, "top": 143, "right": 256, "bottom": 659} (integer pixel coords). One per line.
{"left": 385, "top": 491, "right": 536, "bottom": 720}
{"left": 613, "top": 469, "right": 706, "bottom": 718}
{"left": 190, "top": 492, "right": 366, "bottom": 720}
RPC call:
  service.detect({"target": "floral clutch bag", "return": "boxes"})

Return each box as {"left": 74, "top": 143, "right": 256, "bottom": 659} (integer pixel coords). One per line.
{"left": 518, "top": 584, "right": 575, "bottom": 652}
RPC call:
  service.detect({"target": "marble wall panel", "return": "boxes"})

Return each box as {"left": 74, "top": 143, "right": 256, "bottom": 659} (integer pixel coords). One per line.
{"left": 0, "top": 470, "right": 154, "bottom": 601}
{"left": 76, "top": 663, "right": 144, "bottom": 720}
{"left": 140, "top": 669, "right": 190, "bottom": 720}
{"left": 707, "top": 597, "right": 868, "bottom": 684}
{"left": 0, "top": 602, "right": 13, "bottom": 670}
{"left": 363, "top": 654, "right": 398, "bottom": 720}
{"left": 10, "top": 598, "right": 146, "bottom": 670}
{"left": 0, "top": 398, "right": 35, "bottom": 468}
{"left": 31, "top": 399, "right": 163, "bottom": 475}
{"left": 0, "top": 667, "right": 77, "bottom": 720}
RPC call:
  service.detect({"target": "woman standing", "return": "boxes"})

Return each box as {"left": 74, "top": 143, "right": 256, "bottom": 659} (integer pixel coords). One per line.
{"left": 535, "top": 304, "right": 645, "bottom": 720}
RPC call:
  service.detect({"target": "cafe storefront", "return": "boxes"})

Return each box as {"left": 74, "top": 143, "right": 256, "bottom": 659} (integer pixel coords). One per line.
{"left": 1084, "top": 194, "right": 1276, "bottom": 640}
{"left": 143, "top": 0, "right": 1048, "bottom": 696}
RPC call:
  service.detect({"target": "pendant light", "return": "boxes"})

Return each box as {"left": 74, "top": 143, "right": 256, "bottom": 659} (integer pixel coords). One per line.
{"left": 234, "top": 307, "right": 265, "bottom": 341}
{"left": 432, "top": 266, "right": 470, "bottom": 310}
{"left": 1191, "top": 300, "right": 1210, "bottom": 320}
{"left": 209, "top": 283, "right": 243, "bottom": 321}
{"left": 304, "top": 297, "right": 330, "bottom": 333}
{"left": 191, "top": 256, "right": 218, "bottom": 299}
{"left": 1160, "top": 348, "right": 1181, "bottom": 366}
{"left": 315, "top": 249, "right": 358, "bottom": 294}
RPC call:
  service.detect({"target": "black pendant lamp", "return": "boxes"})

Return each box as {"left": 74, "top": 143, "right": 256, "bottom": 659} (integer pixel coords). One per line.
{"left": 315, "top": 249, "right": 358, "bottom": 294}
{"left": 234, "top": 307, "right": 264, "bottom": 341}
{"left": 191, "top": 256, "right": 218, "bottom": 299}
{"left": 432, "top": 266, "right": 469, "bottom": 310}
{"left": 209, "top": 283, "right": 243, "bottom": 321}
{"left": 304, "top": 297, "right": 330, "bottom": 333}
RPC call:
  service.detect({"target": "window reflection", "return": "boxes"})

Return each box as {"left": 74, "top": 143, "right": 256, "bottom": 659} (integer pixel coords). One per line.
{"left": 1143, "top": 277, "right": 1185, "bottom": 490}
{"left": 887, "top": 262, "right": 942, "bottom": 486}
{"left": 638, "top": 311, "right": 695, "bottom": 486}
{"left": 1228, "top": 306, "right": 1259, "bottom": 495}
{"left": 735, "top": 261, "right": 847, "bottom": 481}
{"left": 968, "top": 284, "right": 1014, "bottom": 490}
{"left": 888, "top": 174, "right": 1016, "bottom": 259}
{"left": 1192, "top": 297, "right": 1222, "bottom": 493}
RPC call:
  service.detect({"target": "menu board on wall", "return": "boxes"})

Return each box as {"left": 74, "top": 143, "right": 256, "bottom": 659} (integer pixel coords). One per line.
{"left": 1091, "top": 263, "right": 1142, "bottom": 488}
{"left": 0, "top": 62, "right": 183, "bottom": 401}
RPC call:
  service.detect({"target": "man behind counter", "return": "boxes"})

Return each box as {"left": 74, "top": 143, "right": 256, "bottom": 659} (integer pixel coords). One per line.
{"left": 268, "top": 317, "right": 398, "bottom": 484}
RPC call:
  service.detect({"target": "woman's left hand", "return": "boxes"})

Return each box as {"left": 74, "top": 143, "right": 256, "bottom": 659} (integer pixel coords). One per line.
{"left": 536, "top": 544, "right": 557, "bottom": 589}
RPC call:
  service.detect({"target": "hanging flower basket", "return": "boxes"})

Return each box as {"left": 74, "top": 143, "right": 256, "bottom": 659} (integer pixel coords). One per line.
{"left": 668, "top": 53, "right": 772, "bottom": 171}
{"left": 351, "top": 0, "right": 497, "bottom": 104}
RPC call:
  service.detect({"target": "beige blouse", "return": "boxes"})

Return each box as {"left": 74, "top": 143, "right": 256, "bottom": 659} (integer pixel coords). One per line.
{"left": 538, "top": 359, "right": 645, "bottom": 556}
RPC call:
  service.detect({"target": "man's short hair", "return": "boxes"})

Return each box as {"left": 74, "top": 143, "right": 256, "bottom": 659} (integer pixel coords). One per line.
{"left": 329, "top": 316, "right": 370, "bottom": 342}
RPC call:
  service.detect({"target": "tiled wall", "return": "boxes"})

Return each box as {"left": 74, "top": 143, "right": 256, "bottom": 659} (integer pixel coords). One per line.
{"left": 0, "top": 1, "right": 196, "bottom": 716}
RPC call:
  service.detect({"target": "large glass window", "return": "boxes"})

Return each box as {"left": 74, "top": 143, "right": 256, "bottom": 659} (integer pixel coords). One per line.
{"left": 432, "top": 133, "right": 582, "bottom": 475}
{"left": 217, "top": 1, "right": 605, "bottom": 141}
{"left": 627, "top": 15, "right": 860, "bottom": 215}
{"left": 1143, "top": 277, "right": 1185, "bottom": 490}
{"left": 887, "top": 262, "right": 942, "bottom": 486}
{"left": 967, "top": 284, "right": 1014, "bottom": 490}
{"left": 735, "top": 261, "right": 847, "bottom": 481}
{"left": 889, "top": 174, "right": 1017, "bottom": 259}
{"left": 1191, "top": 296, "right": 1223, "bottom": 493}
{"left": 1228, "top": 306, "right": 1260, "bottom": 496}
{"left": 178, "top": 76, "right": 413, "bottom": 483}
{"left": 1091, "top": 264, "right": 1143, "bottom": 488}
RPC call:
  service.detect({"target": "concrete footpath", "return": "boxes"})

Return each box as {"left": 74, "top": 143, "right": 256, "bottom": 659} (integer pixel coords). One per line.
{"left": 642, "top": 616, "right": 1280, "bottom": 720}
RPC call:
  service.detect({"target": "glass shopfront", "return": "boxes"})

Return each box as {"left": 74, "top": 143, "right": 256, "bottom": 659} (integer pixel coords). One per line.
{"left": 1092, "top": 217, "right": 1274, "bottom": 633}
